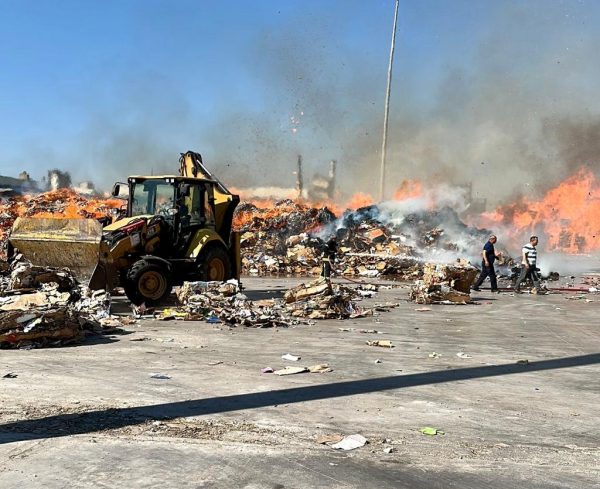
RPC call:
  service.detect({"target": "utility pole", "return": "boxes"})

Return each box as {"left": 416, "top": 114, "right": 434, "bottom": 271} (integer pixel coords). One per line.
{"left": 379, "top": 0, "right": 399, "bottom": 202}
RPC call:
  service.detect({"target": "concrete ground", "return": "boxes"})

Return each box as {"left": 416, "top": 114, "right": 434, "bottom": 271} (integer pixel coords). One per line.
{"left": 0, "top": 277, "right": 599, "bottom": 488}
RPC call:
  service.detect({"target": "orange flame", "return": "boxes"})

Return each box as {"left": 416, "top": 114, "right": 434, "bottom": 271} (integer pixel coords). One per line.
{"left": 478, "top": 167, "right": 600, "bottom": 253}
{"left": 393, "top": 180, "right": 423, "bottom": 201}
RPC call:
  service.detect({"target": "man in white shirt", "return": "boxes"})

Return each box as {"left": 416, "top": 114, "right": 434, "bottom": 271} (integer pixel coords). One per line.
{"left": 515, "top": 236, "right": 541, "bottom": 293}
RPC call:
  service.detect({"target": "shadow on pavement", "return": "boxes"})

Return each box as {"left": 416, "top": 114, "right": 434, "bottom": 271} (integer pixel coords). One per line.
{"left": 1, "top": 353, "right": 598, "bottom": 444}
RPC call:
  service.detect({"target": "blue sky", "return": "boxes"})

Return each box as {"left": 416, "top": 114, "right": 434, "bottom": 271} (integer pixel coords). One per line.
{"left": 1, "top": 1, "right": 599, "bottom": 199}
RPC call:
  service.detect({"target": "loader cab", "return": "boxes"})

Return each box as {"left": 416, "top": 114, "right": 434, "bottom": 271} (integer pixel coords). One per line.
{"left": 126, "top": 176, "right": 218, "bottom": 234}
{"left": 129, "top": 179, "right": 177, "bottom": 218}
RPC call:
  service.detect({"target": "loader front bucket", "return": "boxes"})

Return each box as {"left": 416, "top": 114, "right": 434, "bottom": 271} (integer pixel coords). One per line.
{"left": 9, "top": 217, "right": 104, "bottom": 281}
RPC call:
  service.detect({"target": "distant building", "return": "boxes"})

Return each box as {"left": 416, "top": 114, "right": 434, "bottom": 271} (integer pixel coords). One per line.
{"left": 0, "top": 172, "right": 40, "bottom": 197}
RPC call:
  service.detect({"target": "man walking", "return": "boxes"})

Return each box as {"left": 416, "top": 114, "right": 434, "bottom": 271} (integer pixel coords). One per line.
{"left": 472, "top": 235, "right": 502, "bottom": 292}
{"left": 515, "top": 236, "right": 541, "bottom": 293}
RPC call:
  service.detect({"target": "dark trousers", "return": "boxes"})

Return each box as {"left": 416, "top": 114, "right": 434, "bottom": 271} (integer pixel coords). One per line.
{"left": 473, "top": 262, "right": 497, "bottom": 290}
{"left": 515, "top": 265, "right": 540, "bottom": 290}
{"left": 321, "top": 258, "right": 333, "bottom": 278}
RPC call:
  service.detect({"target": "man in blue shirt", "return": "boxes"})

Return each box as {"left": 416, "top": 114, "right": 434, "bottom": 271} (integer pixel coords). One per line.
{"left": 472, "top": 235, "right": 502, "bottom": 293}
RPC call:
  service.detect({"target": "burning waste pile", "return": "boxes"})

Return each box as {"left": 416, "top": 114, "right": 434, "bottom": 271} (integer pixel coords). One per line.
{"left": 0, "top": 258, "right": 131, "bottom": 349}
{"left": 235, "top": 199, "right": 491, "bottom": 280}
{"left": 164, "top": 278, "right": 388, "bottom": 326}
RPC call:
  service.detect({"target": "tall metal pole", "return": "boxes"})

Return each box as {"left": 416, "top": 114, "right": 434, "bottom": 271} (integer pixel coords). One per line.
{"left": 379, "top": 0, "right": 399, "bottom": 202}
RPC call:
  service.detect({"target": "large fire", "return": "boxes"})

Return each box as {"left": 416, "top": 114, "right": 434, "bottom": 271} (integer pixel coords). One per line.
{"left": 231, "top": 180, "right": 425, "bottom": 231}
{"left": 2, "top": 169, "right": 597, "bottom": 258}
{"left": 477, "top": 167, "right": 600, "bottom": 253}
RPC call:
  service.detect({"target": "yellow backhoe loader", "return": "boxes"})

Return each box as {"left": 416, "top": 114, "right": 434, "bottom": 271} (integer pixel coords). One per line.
{"left": 8, "top": 151, "right": 241, "bottom": 305}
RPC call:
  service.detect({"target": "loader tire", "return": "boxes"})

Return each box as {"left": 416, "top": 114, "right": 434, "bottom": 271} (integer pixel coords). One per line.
{"left": 124, "top": 260, "right": 172, "bottom": 306}
{"left": 197, "top": 246, "right": 231, "bottom": 282}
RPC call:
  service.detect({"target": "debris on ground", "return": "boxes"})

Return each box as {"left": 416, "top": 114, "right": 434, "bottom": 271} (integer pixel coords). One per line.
{"left": 410, "top": 261, "right": 478, "bottom": 304}
{"left": 420, "top": 427, "right": 445, "bottom": 436}
{"left": 366, "top": 340, "right": 394, "bottom": 348}
{"left": 307, "top": 364, "right": 332, "bottom": 373}
{"left": 273, "top": 363, "right": 332, "bottom": 376}
{"left": 330, "top": 434, "right": 369, "bottom": 450}
{"left": 284, "top": 277, "right": 374, "bottom": 319}
{"left": 316, "top": 434, "right": 345, "bottom": 445}
{"left": 149, "top": 373, "right": 172, "bottom": 380}
{"left": 0, "top": 259, "right": 131, "bottom": 349}
{"left": 273, "top": 366, "right": 309, "bottom": 376}
{"left": 175, "top": 279, "right": 296, "bottom": 327}
{"left": 174, "top": 277, "right": 383, "bottom": 326}
{"left": 281, "top": 353, "right": 301, "bottom": 361}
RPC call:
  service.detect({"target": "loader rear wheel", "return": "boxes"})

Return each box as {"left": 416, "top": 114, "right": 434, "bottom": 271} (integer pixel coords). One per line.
{"left": 197, "top": 246, "right": 231, "bottom": 282}
{"left": 124, "top": 260, "right": 172, "bottom": 306}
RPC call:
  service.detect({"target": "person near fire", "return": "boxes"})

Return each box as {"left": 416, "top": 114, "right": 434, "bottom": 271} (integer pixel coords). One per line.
{"left": 321, "top": 235, "right": 338, "bottom": 279}
{"left": 515, "top": 235, "right": 541, "bottom": 293}
{"left": 472, "top": 234, "right": 502, "bottom": 292}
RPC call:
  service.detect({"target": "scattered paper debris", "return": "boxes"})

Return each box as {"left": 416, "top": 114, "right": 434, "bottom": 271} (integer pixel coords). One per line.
{"left": 273, "top": 366, "right": 309, "bottom": 376}
{"left": 149, "top": 373, "right": 171, "bottom": 380}
{"left": 281, "top": 353, "right": 301, "bottom": 362}
{"left": 331, "top": 434, "right": 368, "bottom": 450}
{"left": 366, "top": 340, "right": 394, "bottom": 348}
{"left": 308, "top": 364, "right": 332, "bottom": 373}
{"left": 316, "top": 434, "right": 344, "bottom": 445}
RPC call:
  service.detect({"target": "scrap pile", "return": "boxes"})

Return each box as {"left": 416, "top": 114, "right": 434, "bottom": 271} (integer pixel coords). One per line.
{"left": 0, "top": 189, "right": 120, "bottom": 258}
{"left": 235, "top": 200, "right": 490, "bottom": 280}
{"left": 582, "top": 275, "right": 600, "bottom": 288}
{"left": 175, "top": 280, "right": 295, "bottom": 327}
{"left": 283, "top": 278, "right": 374, "bottom": 319}
{"left": 237, "top": 200, "right": 336, "bottom": 276}
{"left": 172, "top": 277, "right": 379, "bottom": 326}
{"left": 0, "top": 259, "right": 128, "bottom": 349}
{"left": 410, "top": 261, "right": 478, "bottom": 304}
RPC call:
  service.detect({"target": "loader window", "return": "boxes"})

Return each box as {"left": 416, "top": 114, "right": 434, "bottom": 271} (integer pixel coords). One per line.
{"left": 181, "top": 184, "right": 214, "bottom": 226}
{"left": 131, "top": 181, "right": 175, "bottom": 216}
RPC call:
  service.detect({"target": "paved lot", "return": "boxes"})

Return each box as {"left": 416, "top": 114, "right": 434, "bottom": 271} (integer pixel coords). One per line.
{"left": 0, "top": 277, "right": 599, "bottom": 488}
